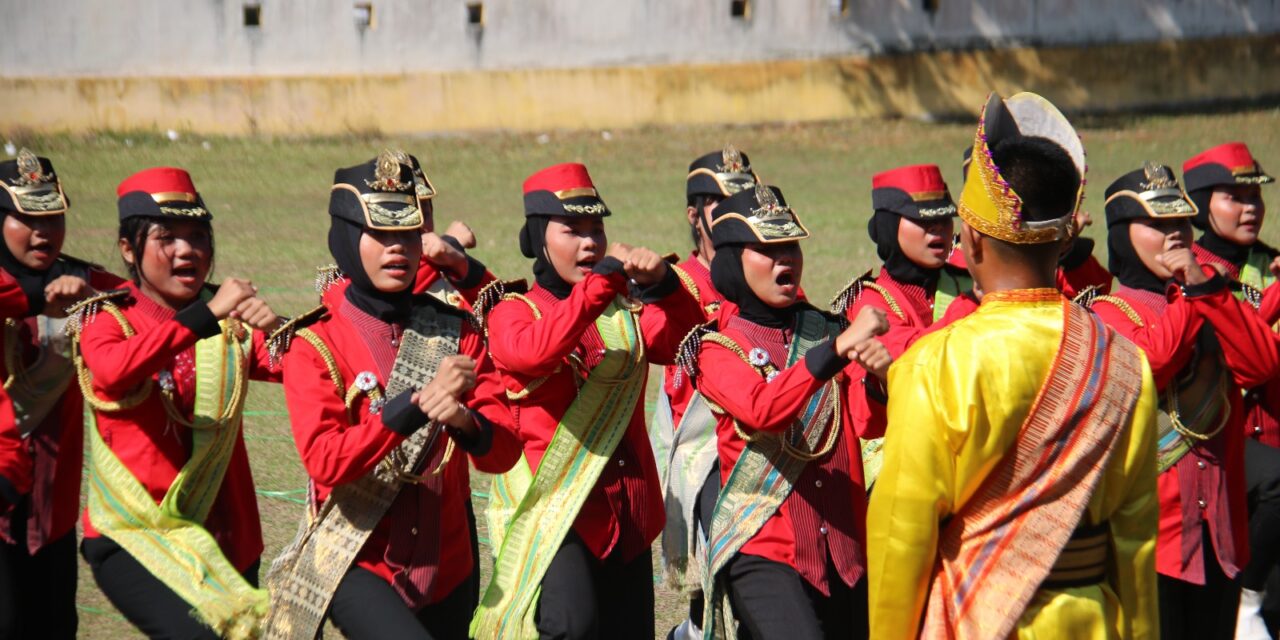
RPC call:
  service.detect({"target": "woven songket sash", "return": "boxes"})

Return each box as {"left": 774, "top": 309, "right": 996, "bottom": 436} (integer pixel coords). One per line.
{"left": 265, "top": 305, "right": 462, "bottom": 640}
{"left": 657, "top": 386, "right": 720, "bottom": 593}
{"left": 701, "top": 309, "right": 841, "bottom": 640}
{"left": 932, "top": 268, "right": 972, "bottom": 324}
{"left": 1155, "top": 328, "right": 1231, "bottom": 473}
{"left": 5, "top": 316, "right": 74, "bottom": 436}
{"left": 921, "top": 302, "right": 1143, "bottom": 640}
{"left": 471, "top": 300, "right": 646, "bottom": 640}
{"left": 1238, "top": 249, "right": 1279, "bottom": 329}
{"left": 81, "top": 317, "right": 265, "bottom": 640}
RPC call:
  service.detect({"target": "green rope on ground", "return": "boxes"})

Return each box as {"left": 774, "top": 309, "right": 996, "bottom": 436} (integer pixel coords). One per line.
{"left": 256, "top": 488, "right": 308, "bottom": 505}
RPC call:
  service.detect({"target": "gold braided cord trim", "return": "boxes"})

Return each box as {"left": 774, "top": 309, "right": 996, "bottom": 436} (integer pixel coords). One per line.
{"left": 295, "top": 329, "right": 344, "bottom": 392}
{"left": 69, "top": 301, "right": 154, "bottom": 413}
{"left": 1088, "top": 295, "right": 1145, "bottom": 328}
{"left": 504, "top": 293, "right": 541, "bottom": 319}
{"left": 669, "top": 264, "right": 702, "bottom": 306}
{"left": 3, "top": 319, "right": 21, "bottom": 391}
{"left": 860, "top": 282, "right": 906, "bottom": 321}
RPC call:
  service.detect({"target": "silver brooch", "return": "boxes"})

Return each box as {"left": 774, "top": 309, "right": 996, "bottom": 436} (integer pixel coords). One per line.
{"left": 766, "top": 370, "right": 779, "bottom": 383}
{"left": 748, "top": 348, "right": 770, "bottom": 367}
{"left": 368, "top": 397, "right": 385, "bottom": 415}
{"left": 158, "top": 370, "right": 176, "bottom": 392}
{"left": 354, "top": 371, "right": 379, "bottom": 392}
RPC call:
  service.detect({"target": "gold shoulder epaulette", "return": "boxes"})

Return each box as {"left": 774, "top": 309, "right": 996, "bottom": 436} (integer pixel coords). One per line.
{"left": 1071, "top": 284, "right": 1103, "bottom": 307}
{"left": 314, "top": 264, "right": 345, "bottom": 296}
{"left": 65, "top": 289, "right": 131, "bottom": 336}
{"left": 673, "top": 320, "right": 720, "bottom": 389}
{"left": 473, "top": 278, "right": 531, "bottom": 337}
{"left": 829, "top": 269, "right": 876, "bottom": 317}
{"left": 266, "top": 304, "right": 329, "bottom": 368}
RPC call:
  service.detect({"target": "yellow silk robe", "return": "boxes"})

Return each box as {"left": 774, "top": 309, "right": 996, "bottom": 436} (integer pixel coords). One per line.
{"left": 866, "top": 291, "right": 1160, "bottom": 639}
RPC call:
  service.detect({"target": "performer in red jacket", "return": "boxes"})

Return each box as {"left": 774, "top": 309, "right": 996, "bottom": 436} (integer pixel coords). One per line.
{"left": 0, "top": 150, "right": 126, "bottom": 639}
{"left": 655, "top": 146, "right": 758, "bottom": 640}
{"left": 1182, "top": 141, "right": 1280, "bottom": 637}
{"left": 688, "top": 183, "right": 890, "bottom": 640}
{"left": 265, "top": 151, "right": 521, "bottom": 640}
{"left": 472, "top": 162, "right": 703, "bottom": 640}
{"left": 73, "top": 167, "right": 283, "bottom": 639}
{"left": 1090, "top": 162, "right": 1280, "bottom": 639}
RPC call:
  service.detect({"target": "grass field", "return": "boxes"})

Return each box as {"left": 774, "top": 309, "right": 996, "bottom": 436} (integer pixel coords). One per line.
{"left": 6, "top": 106, "right": 1280, "bottom": 638}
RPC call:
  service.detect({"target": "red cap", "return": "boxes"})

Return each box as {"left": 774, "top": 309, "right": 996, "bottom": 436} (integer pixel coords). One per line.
{"left": 117, "top": 166, "right": 199, "bottom": 199}
{"left": 873, "top": 164, "right": 949, "bottom": 201}
{"left": 1182, "top": 142, "right": 1273, "bottom": 192}
{"left": 871, "top": 164, "right": 956, "bottom": 220}
{"left": 523, "top": 163, "right": 609, "bottom": 217}
{"left": 116, "top": 167, "right": 210, "bottom": 221}
{"left": 523, "top": 163, "right": 596, "bottom": 197}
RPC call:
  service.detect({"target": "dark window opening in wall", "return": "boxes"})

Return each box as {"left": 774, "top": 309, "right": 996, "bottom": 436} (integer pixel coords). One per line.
{"left": 922, "top": 0, "right": 939, "bottom": 15}
{"left": 243, "top": 4, "right": 261, "bottom": 27}
{"left": 466, "top": 2, "right": 484, "bottom": 27}
{"left": 730, "top": 0, "right": 750, "bottom": 20}
{"left": 353, "top": 2, "right": 375, "bottom": 28}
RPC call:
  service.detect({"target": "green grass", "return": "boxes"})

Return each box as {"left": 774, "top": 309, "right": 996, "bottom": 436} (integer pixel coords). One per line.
{"left": 7, "top": 107, "right": 1280, "bottom": 638}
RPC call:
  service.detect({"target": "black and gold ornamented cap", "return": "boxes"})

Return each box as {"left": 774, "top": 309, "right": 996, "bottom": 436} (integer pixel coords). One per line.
{"left": 709, "top": 183, "right": 809, "bottom": 248}
{"left": 687, "top": 145, "right": 760, "bottom": 199}
{"left": 1104, "top": 162, "right": 1197, "bottom": 227}
{"left": 391, "top": 149, "right": 438, "bottom": 206}
{"left": 0, "top": 149, "right": 69, "bottom": 216}
{"left": 523, "top": 163, "right": 610, "bottom": 218}
{"left": 117, "top": 166, "right": 211, "bottom": 221}
{"left": 330, "top": 150, "right": 425, "bottom": 231}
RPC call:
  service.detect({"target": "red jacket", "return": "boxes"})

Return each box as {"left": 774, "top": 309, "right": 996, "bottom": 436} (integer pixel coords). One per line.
{"left": 0, "top": 262, "right": 125, "bottom": 553}
{"left": 841, "top": 269, "right": 977, "bottom": 359}
{"left": 78, "top": 282, "right": 279, "bottom": 572}
{"left": 283, "top": 291, "right": 520, "bottom": 608}
{"left": 1194, "top": 242, "right": 1280, "bottom": 447}
{"left": 0, "top": 270, "right": 32, "bottom": 509}
{"left": 1091, "top": 277, "right": 1278, "bottom": 583}
{"left": 486, "top": 263, "right": 703, "bottom": 561}
{"left": 697, "top": 310, "right": 886, "bottom": 594}
{"left": 661, "top": 253, "right": 724, "bottom": 428}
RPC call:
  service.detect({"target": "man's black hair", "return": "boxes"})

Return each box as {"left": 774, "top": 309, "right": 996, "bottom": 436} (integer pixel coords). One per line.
{"left": 990, "top": 135, "right": 1080, "bottom": 223}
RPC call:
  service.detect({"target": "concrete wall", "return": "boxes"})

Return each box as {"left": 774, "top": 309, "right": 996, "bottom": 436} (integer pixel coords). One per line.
{"left": 4, "top": 35, "right": 1278, "bottom": 135}
{"left": 2, "top": 0, "right": 1278, "bottom": 77}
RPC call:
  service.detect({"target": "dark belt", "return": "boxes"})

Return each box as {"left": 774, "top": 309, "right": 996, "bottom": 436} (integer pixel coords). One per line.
{"left": 1041, "top": 520, "right": 1110, "bottom": 590}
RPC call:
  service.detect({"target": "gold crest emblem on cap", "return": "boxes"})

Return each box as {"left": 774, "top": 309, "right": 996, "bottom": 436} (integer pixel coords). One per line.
{"left": 718, "top": 145, "right": 746, "bottom": 174}
{"left": 10, "top": 148, "right": 54, "bottom": 188}
{"left": 1141, "top": 161, "right": 1176, "bottom": 191}
{"left": 746, "top": 183, "right": 808, "bottom": 241}
{"left": 366, "top": 149, "right": 412, "bottom": 192}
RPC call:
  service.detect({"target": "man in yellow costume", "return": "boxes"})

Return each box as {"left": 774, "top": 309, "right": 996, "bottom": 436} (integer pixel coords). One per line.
{"left": 866, "top": 91, "right": 1161, "bottom": 640}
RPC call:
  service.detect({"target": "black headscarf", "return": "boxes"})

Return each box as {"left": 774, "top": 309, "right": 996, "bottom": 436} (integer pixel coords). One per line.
{"left": 1189, "top": 187, "right": 1251, "bottom": 265}
{"left": 518, "top": 216, "right": 573, "bottom": 300}
{"left": 1106, "top": 221, "right": 1168, "bottom": 294}
{"left": 0, "top": 211, "right": 74, "bottom": 311}
{"left": 328, "top": 217, "right": 411, "bottom": 322}
{"left": 867, "top": 210, "right": 941, "bottom": 290}
{"left": 710, "top": 245, "right": 793, "bottom": 329}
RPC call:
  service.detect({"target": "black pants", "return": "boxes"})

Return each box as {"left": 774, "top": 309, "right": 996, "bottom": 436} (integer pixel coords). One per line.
{"left": 684, "top": 463, "right": 721, "bottom": 626}
{"left": 1157, "top": 527, "right": 1240, "bottom": 640}
{"left": 725, "top": 554, "right": 867, "bottom": 640}
{"left": 535, "top": 531, "right": 654, "bottom": 640}
{"left": 0, "top": 504, "right": 77, "bottom": 640}
{"left": 329, "top": 566, "right": 478, "bottom": 640}
{"left": 81, "top": 536, "right": 260, "bottom": 640}
{"left": 1244, "top": 439, "right": 1280, "bottom": 635}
